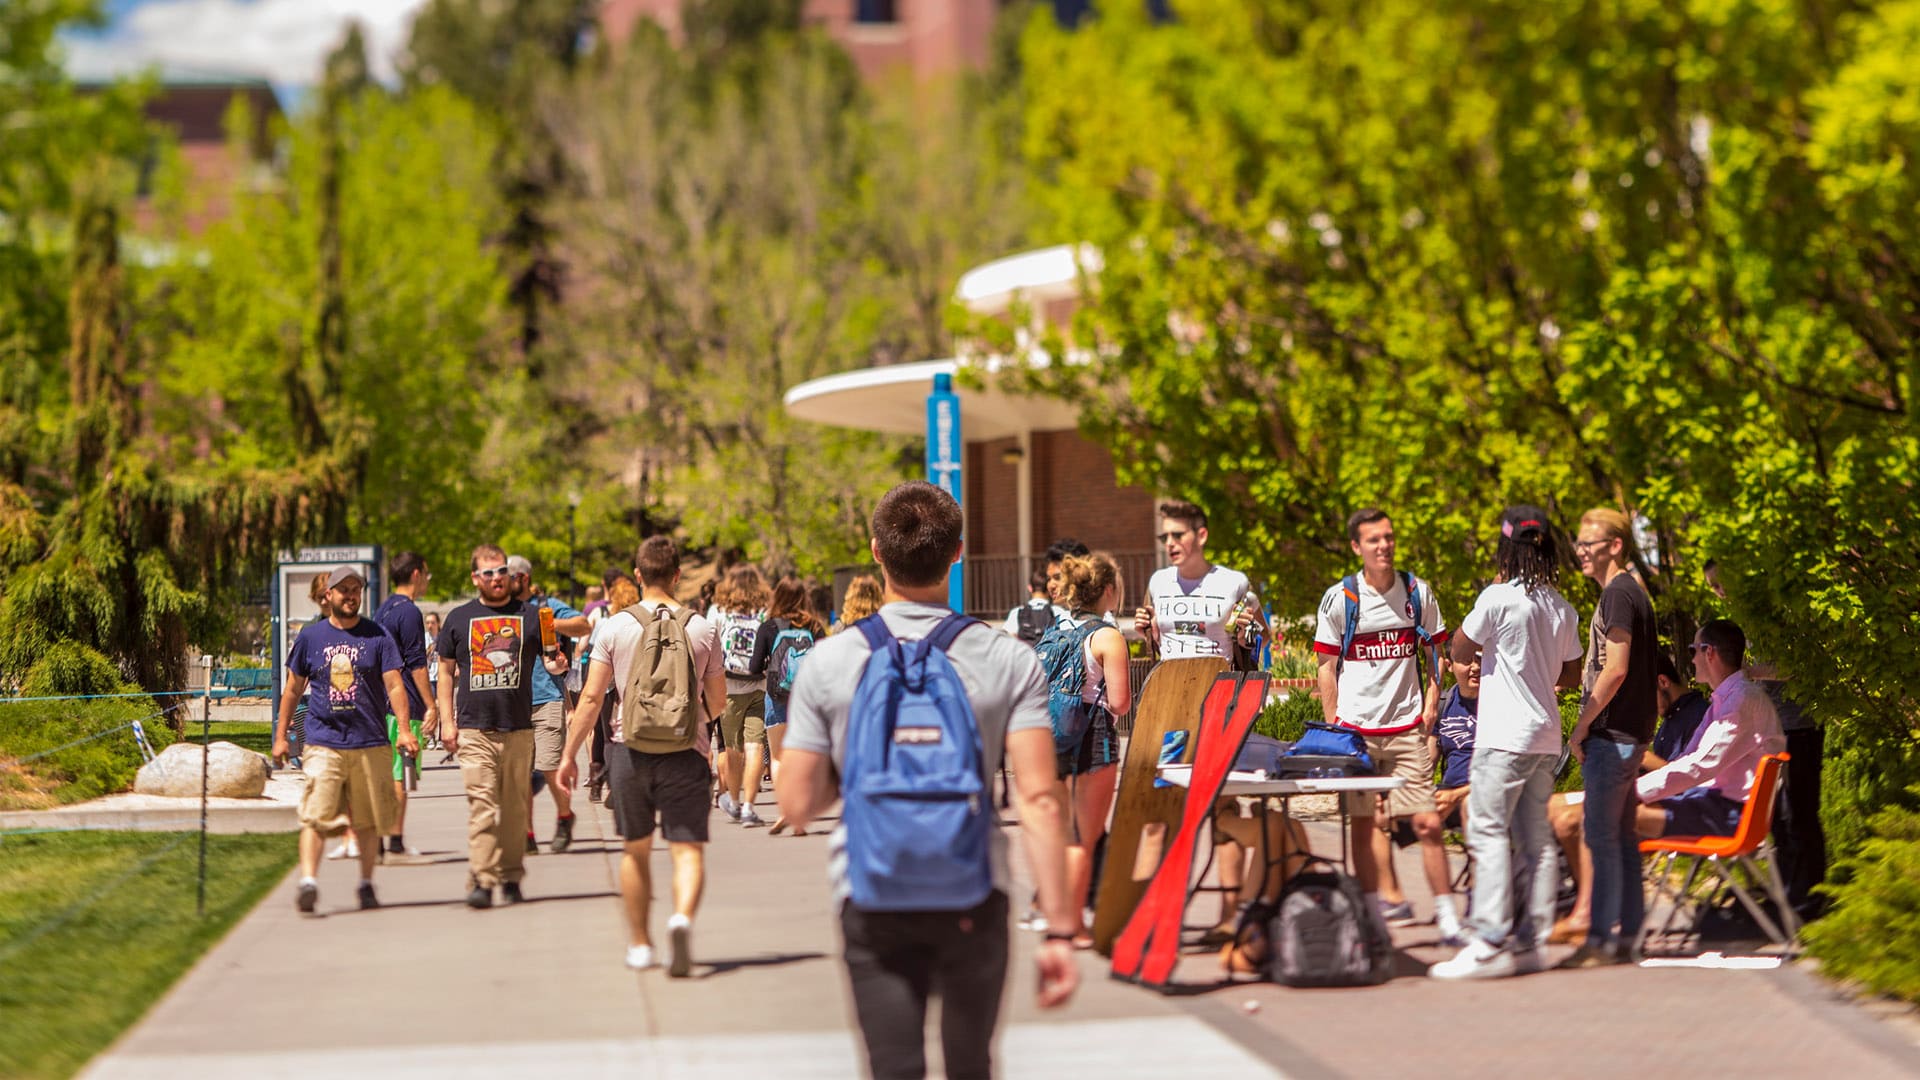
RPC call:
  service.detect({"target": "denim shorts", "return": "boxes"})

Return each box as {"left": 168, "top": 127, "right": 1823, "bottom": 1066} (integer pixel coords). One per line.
{"left": 763, "top": 693, "right": 789, "bottom": 729}
{"left": 1658, "top": 788, "right": 1745, "bottom": 838}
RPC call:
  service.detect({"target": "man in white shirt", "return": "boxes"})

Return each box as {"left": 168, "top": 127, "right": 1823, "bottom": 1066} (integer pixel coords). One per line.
{"left": 1634, "top": 619, "right": 1784, "bottom": 838}
{"left": 1430, "top": 506, "right": 1583, "bottom": 981}
{"left": 1133, "top": 500, "right": 1259, "bottom": 659}
{"left": 1313, "top": 508, "right": 1462, "bottom": 943}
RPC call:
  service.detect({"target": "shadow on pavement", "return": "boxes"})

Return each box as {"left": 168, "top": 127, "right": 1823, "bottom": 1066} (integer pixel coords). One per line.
{"left": 694, "top": 951, "right": 830, "bottom": 978}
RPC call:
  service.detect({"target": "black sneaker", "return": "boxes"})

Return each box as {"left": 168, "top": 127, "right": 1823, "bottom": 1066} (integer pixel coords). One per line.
{"left": 501, "top": 882, "right": 525, "bottom": 905}
{"left": 551, "top": 816, "right": 574, "bottom": 854}
{"left": 525, "top": 833, "right": 539, "bottom": 855}
{"left": 466, "top": 885, "right": 493, "bottom": 909}
{"left": 357, "top": 883, "right": 380, "bottom": 910}
{"left": 387, "top": 835, "right": 405, "bottom": 855}
{"left": 296, "top": 881, "right": 318, "bottom": 913}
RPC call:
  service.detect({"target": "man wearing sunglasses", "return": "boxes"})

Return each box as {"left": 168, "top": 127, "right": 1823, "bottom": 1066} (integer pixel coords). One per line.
{"left": 1133, "top": 500, "right": 1260, "bottom": 661}
{"left": 1632, "top": 619, "right": 1784, "bottom": 840}
{"left": 435, "top": 544, "right": 567, "bottom": 907}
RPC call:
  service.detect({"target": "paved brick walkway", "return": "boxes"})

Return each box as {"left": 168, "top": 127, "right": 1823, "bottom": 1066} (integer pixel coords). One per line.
{"left": 82, "top": 754, "right": 1920, "bottom": 1078}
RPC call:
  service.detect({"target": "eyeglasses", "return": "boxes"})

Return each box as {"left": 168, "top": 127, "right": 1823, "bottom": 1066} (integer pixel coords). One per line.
{"left": 475, "top": 566, "right": 513, "bottom": 580}
{"left": 1687, "top": 643, "right": 1716, "bottom": 654}
{"left": 1572, "top": 539, "right": 1611, "bottom": 552}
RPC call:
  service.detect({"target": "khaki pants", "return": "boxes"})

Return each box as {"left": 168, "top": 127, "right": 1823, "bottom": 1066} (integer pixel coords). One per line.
{"left": 457, "top": 728, "right": 534, "bottom": 889}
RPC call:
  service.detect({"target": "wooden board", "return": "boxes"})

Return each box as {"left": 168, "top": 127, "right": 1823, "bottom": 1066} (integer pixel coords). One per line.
{"left": 1092, "top": 656, "right": 1230, "bottom": 955}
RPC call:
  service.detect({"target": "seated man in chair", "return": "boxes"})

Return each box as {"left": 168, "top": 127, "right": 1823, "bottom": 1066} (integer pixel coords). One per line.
{"left": 1432, "top": 649, "right": 1479, "bottom": 830}
{"left": 1634, "top": 619, "right": 1784, "bottom": 839}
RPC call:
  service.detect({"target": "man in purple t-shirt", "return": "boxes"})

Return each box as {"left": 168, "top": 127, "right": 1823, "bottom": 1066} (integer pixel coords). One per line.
{"left": 274, "top": 565, "right": 415, "bottom": 914}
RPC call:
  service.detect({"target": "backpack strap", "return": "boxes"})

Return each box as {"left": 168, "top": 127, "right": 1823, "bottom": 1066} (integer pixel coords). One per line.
{"left": 923, "top": 612, "right": 979, "bottom": 655}
{"left": 1400, "top": 570, "right": 1442, "bottom": 690}
{"left": 1337, "top": 575, "right": 1361, "bottom": 676}
{"left": 853, "top": 613, "right": 894, "bottom": 654}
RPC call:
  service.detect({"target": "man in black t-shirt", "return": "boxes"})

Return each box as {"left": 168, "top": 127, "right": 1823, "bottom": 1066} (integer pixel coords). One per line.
{"left": 436, "top": 543, "right": 559, "bottom": 909}
{"left": 1561, "top": 508, "right": 1658, "bottom": 968}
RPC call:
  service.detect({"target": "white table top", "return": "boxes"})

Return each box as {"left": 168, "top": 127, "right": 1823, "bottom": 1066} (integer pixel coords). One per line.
{"left": 1155, "top": 763, "right": 1407, "bottom": 796}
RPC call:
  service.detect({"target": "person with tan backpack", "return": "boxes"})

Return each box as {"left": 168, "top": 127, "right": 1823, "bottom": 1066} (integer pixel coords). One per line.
{"left": 558, "top": 536, "right": 725, "bottom": 976}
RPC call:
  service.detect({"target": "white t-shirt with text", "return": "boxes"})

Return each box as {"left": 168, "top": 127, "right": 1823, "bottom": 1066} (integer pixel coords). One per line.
{"left": 1149, "top": 564, "right": 1253, "bottom": 660}
{"left": 1456, "top": 581, "right": 1582, "bottom": 755}
{"left": 1313, "top": 573, "right": 1447, "bottom": 734}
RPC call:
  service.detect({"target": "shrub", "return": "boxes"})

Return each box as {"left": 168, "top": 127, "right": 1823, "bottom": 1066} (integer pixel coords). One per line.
{"left": 1253, "top": 689, "right": 1320, "bottom": 743}
{"left": 20, "top": 642, "right": 129, "bottom": 698}
{"left": 0, "top": 699, "right": 175, "bottom": 810}
{"left": 1802, "top": 788, "right": 1920, "bottom": 1004}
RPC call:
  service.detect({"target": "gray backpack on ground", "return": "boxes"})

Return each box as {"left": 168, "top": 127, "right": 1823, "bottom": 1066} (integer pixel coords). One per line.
{"left": 1270, "top": 859, "right": 1394, "bottom": 987}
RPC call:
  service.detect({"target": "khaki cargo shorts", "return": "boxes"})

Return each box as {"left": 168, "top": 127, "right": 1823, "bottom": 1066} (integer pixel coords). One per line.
{"left": 1345, "top": 730, "right": 1438, "bottom": 818}
{"left": 532, "top": 700, "right": 569, "bottom": 773}
{"left": 300, "top": 744, "right": 399, "bottom": 835}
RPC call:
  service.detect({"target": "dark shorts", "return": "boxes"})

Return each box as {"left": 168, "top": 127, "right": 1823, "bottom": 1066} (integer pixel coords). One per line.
{"left": 1056, "top": 707, "right": 1119, "bottom": 779}
{"left": 606, "top": 746, "right": 711, "bottom": 843}
{"left": 1658, "top": 788, "right": 1745, "bottom": 838}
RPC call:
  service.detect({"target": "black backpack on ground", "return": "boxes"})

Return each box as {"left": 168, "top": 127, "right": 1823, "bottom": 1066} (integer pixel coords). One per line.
{"left": 1269, "top": 858, "right": 1394, "bottom": 987}
{"left": 1014, "top": 600, "right": 1053, "bottom": 645}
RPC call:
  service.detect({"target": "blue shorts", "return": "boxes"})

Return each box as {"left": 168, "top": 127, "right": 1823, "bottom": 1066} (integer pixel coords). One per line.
{"left": 1657, "top": 788, "right": 1745, "bottom": 838}
{"left": 763, "top": 694, "right": 788, "bottom": 729}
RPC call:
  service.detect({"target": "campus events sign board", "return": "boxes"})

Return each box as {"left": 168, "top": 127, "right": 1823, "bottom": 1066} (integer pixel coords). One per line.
{"left": 927, "top": 373, "right": 963, "bottom": 613}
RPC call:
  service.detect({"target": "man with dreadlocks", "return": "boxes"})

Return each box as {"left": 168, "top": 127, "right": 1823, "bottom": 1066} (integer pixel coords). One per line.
{"left": 1429, "top": 506, "right": 1584, "bottom": 980}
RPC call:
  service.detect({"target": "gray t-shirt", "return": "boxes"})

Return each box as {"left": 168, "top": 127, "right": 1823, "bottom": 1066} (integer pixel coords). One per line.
{"left": 785, "top": 601, "right": 1050, "bottom": 901}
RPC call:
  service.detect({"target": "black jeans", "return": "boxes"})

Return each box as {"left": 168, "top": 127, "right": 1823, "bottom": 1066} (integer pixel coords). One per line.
{"left": 1776, "top": 726, "right": 1829, "bottom": 915}
{"left": 840, "top": 890, "right": 1009, "bottom": 1080}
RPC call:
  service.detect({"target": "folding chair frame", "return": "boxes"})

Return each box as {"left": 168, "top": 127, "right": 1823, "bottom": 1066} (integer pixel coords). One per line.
{"left": 1635, "top": 753, "right": 1799, "bottom": 958}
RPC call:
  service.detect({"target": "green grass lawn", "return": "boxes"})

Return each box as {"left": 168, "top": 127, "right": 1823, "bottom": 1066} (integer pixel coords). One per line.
{"left": 179, "top": 719, "right": 275, "bottom": 757}
{"left": 0, "top": 830, "right": 295, "bottom": 1079}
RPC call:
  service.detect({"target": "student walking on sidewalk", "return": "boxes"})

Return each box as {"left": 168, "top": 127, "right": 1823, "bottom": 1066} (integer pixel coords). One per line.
{"left": 777, "top": 481, "right": 1079, "bottom": 1080}
{"left": 558, "top": 536, "right": 725, "bottom": 976}
{"left": 273, "top": 565, "right": 416, "bottom": 913}
{"left": 435, "top": 544, "right": 562, "bottom": 908}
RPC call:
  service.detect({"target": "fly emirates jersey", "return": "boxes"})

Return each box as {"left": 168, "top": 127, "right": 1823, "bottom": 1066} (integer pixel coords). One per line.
{"left": 1149, "top": 565, "right": 1253, "bottom": 660}
{"left": 1313, "top": 572, "right": 1448, "bottom": 735}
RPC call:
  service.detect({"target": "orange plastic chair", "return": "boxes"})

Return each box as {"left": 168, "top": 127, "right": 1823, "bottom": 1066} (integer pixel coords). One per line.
{"left": 1636, "top": 753, "right": 1798, "bottom": 957}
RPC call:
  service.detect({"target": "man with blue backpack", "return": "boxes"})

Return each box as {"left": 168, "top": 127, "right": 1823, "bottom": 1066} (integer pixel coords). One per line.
{"left": 1313, "top": 508, "right": 1465, "bottom": 945}
{"left": 777, "top": 481, "right": 1079, "bottom": 1080}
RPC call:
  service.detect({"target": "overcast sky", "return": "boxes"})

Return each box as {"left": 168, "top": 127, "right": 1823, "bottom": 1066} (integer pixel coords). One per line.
{"left": 62, "top": 0, "right": 430, "bottom": 89}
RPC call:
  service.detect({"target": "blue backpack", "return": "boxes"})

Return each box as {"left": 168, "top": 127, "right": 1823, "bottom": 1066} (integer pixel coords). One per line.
{"left": 767, "top": 623, "right": 815, "bottom": 700}
{"left": 1035, "top": 616, "right": 1106, "bottom": 756}
{"left": 843, "top": 613, "right": 993, "bottom": 913}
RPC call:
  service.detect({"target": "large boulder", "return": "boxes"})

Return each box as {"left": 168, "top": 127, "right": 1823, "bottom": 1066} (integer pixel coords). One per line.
{"left": 134, "top": 741, "right": 271, "bottom": 799}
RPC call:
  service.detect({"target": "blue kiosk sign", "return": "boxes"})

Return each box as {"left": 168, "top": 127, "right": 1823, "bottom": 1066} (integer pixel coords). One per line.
{"left": 927, "top": 373, "right": 964, "bottom": 613}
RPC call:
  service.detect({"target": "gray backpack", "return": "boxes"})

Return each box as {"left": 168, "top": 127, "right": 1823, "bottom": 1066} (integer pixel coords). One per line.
{"left": 1270, "top": 860, "right": 1394, "bottom": 987}
{"left": 620, "top": 605, "right": 701, "bottom": 754}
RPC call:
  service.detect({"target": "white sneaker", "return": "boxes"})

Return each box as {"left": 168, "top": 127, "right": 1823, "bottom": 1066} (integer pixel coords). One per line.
{"left": 1017, "top": 909, "right": 1049, "bottom": 933}
{"left": 717, "top": 792, "right": 741, "bottom": 823}
{"left": 325, "top": 841, "right": 350, "bottom": 860}
{"left": 625, "top": 945, "right": 657, "bottom": 970}
{"left": 1429, "top": 938, "right": 1518, "bottom": 980}
{"left": 740, "top": 804, "right": 765, "bottom": 828}
{"left": 344, "top": 837, "right": 360, "bottom": 858}
{"left": 1437, "top": 914, "right": 1468, "bottom": 947}
{"left": 667, "top": 913, "right": 693, "bottom": 978}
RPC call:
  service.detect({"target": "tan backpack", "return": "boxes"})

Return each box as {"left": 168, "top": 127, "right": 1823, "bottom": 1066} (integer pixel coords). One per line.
{"left": 620, "top": 604, "right": 701, "bottom": 754}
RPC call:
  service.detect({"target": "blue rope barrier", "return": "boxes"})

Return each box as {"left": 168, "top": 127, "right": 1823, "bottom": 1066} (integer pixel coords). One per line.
{"left": 0, "top": 691, "right": 203, "bottom": 704}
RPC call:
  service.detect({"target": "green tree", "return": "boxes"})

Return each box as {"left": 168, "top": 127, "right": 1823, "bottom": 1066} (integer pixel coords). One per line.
{"left": 1009, "top": 0, "right": 1920, "bottom": 852}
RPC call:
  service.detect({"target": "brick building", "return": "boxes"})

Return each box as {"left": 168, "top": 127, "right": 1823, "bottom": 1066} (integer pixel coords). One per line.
{"left": 785, "top": 244, "right": 1161, "bottom": 618}
{"left": 602, "top": 0, "right": 1001, "bottom": 79}
{"left": 104, "top": 74, "right": 282, "bottom": 236}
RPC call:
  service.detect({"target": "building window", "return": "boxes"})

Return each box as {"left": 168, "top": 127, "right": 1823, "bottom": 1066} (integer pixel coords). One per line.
{"left": 855, "top": 0, "right": 897, "bottom": 23}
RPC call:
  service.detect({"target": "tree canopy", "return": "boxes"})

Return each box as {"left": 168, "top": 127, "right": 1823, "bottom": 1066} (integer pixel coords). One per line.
{"left": 1008, "top": 0, "right": 1920, "bottom": 849}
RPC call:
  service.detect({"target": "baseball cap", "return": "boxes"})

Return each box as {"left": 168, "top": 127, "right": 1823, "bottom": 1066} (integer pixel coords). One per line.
{"left": 1499, "top": 505, "right": 1550, "bottom": 542}
{"left": 325, "top": 565, "right": 367, "bottom": 589}
{"left": 506, "top": 555, "right": 533, "bottom": 577}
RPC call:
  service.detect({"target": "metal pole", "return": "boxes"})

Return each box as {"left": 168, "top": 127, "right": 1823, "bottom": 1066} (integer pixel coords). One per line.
{"left": 197, "top": 674, "right": 211, "bottom": 917}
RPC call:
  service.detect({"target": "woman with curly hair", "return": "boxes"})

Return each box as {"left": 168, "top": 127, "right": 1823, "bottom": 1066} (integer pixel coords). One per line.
{"left": 836, "top": 574, "right": 883, "bottom": 629}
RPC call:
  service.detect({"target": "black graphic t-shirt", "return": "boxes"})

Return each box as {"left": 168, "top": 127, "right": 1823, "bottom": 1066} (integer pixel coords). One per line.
{"left": 1584, "top": 574, "right": 1659, "bottom": 743}
{"left": 285, "top": 618, "right": 401, "bottom": 750}
{"left": 436, "top": 598, "right": 540, "bottom": 732}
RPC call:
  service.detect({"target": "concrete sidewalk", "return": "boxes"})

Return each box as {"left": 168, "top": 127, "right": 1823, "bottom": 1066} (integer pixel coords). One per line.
{"left": 83, "top": 754, "right": 1920, "bottom": 1079}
